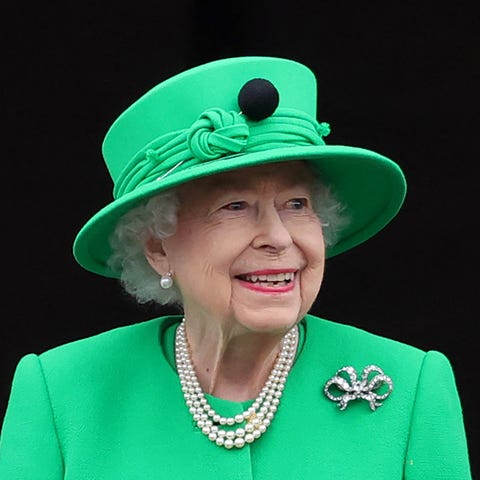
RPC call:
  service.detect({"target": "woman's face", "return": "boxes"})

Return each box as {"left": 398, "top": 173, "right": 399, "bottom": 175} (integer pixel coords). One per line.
{"left": 151, "top": 161, "right": 326, "bottom": 334}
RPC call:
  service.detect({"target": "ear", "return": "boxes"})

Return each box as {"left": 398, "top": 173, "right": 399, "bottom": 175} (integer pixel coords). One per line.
{"left": 144, "top": 235, "right": 170, "bottom": 275}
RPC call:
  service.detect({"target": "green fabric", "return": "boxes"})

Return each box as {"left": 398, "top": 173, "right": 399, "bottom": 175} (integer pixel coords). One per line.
{"left": 0, "top": 315, "right": 472, "bottom": 479}
{"left": 72, "top": 57, "right": 407, "bottom": 278}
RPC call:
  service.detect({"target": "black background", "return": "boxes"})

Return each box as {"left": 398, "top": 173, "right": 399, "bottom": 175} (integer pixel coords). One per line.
{"left": 2, "top": 1, "right": 478, "bottom": 476}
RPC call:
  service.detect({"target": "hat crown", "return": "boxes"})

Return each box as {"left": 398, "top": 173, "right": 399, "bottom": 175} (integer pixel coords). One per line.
{"left": 102, "top": 57, "right": 318, "bottom": 182}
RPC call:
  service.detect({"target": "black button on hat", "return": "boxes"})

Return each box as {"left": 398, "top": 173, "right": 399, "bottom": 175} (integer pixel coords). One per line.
{"left": 238, "top": 78, "right": 280, "bottom": 121}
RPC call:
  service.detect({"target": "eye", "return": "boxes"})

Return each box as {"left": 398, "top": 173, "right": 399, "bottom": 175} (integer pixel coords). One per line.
{"left": 222, "top": 201, "right": 248, "bottom": 211}
{"left": 285, "top": 198, "right": 308, "bottom": 210}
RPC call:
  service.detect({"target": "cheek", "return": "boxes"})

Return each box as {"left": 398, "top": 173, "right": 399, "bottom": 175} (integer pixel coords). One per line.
{"left": 295, "top": 227, "right": 326, "bottom": 296}
{"left": 163, "top": 223, "right": 249, "bottom": 290}
{"left": 305, "top": 235, "right": 326, "bottom": 271}
{"left": 291, "top": 217, "right": 325, "bottom": 259}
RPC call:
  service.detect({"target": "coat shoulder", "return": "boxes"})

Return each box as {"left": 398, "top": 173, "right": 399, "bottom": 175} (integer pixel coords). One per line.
{"left": 303, "top": 314, "right": 438, "bottom": 375}
{"left": 37, "top": 315, "right": 180, "bottom": 378}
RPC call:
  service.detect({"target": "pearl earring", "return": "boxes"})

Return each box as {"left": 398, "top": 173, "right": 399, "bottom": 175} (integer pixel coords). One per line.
{"left": 160, "top": 272, "right": 173, "bottom": 289}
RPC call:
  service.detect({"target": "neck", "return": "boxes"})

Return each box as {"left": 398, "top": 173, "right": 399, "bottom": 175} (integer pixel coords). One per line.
{"left": 184, "top": 319, "right": 296, "bottom": 402}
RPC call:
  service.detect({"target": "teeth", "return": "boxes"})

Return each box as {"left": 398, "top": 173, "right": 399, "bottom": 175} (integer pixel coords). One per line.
{"left": 243, "top": 272, "right": 295, "bottom": 283}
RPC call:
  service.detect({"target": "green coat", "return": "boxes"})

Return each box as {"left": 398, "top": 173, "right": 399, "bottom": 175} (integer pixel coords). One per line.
{"left": 0, "top": 315, "right": 472, "bottom": 479}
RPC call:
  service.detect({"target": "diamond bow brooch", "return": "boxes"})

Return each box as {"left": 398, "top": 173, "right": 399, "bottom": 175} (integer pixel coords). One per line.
{"left": 324, "top": 365, "right": 393, "bottom": 411}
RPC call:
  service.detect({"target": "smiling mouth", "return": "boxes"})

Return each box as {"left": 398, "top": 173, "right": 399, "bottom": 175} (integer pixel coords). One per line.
{"left": 236, "top": 271, "right": 295, "bottom": 287}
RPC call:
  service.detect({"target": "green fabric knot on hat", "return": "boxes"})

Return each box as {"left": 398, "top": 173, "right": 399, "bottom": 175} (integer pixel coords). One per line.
{"left": 316, "top": 122, "right": 331, "bottom": 138}
{"left": 187, "top": 108, "right": 249, "bottom": 161}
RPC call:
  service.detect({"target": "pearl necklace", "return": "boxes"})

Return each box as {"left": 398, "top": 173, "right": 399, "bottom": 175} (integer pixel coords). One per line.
{"left": 175, "top": 319, "right": 298, "bottom": 449}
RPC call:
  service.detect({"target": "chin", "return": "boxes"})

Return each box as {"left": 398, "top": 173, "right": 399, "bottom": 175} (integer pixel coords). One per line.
{"left": 234, "top": 307, "right": 302, "bottom": 334}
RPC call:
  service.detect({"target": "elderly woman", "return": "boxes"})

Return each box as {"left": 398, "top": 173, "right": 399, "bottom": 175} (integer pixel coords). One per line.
{"left": 0, "top": 57, "right": 472, "bottom": 478}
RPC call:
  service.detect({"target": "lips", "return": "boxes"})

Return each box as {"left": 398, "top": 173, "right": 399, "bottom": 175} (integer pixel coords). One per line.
{"left": 238, "top": 271, "right": 294, "bottom": 285}
{"left": 235, "top": 270, "right": 296, "bottom": 289}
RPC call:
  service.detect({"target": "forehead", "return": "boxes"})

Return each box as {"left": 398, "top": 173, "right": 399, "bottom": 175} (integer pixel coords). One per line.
{"left": 178, "top": 161, "right": 315, "bottom": 197}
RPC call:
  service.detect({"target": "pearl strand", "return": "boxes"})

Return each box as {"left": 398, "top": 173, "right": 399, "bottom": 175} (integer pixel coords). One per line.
{"left": 175, "top": 319, "right": 298, "bottom": 449}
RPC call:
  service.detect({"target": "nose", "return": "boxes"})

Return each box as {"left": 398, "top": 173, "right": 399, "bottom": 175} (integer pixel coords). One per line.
{"left": 252, "top": 204, "right": 293, "bottom": 252}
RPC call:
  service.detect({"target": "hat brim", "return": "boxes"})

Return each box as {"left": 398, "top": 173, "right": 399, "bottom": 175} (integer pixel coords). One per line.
{"left": 73, "top": 144, "right": 406, "bottom": 278}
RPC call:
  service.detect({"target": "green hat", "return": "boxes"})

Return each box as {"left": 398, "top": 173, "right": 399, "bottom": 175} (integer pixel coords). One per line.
{"left": 73, "top": 56, "right": 406, "bottom": 278}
